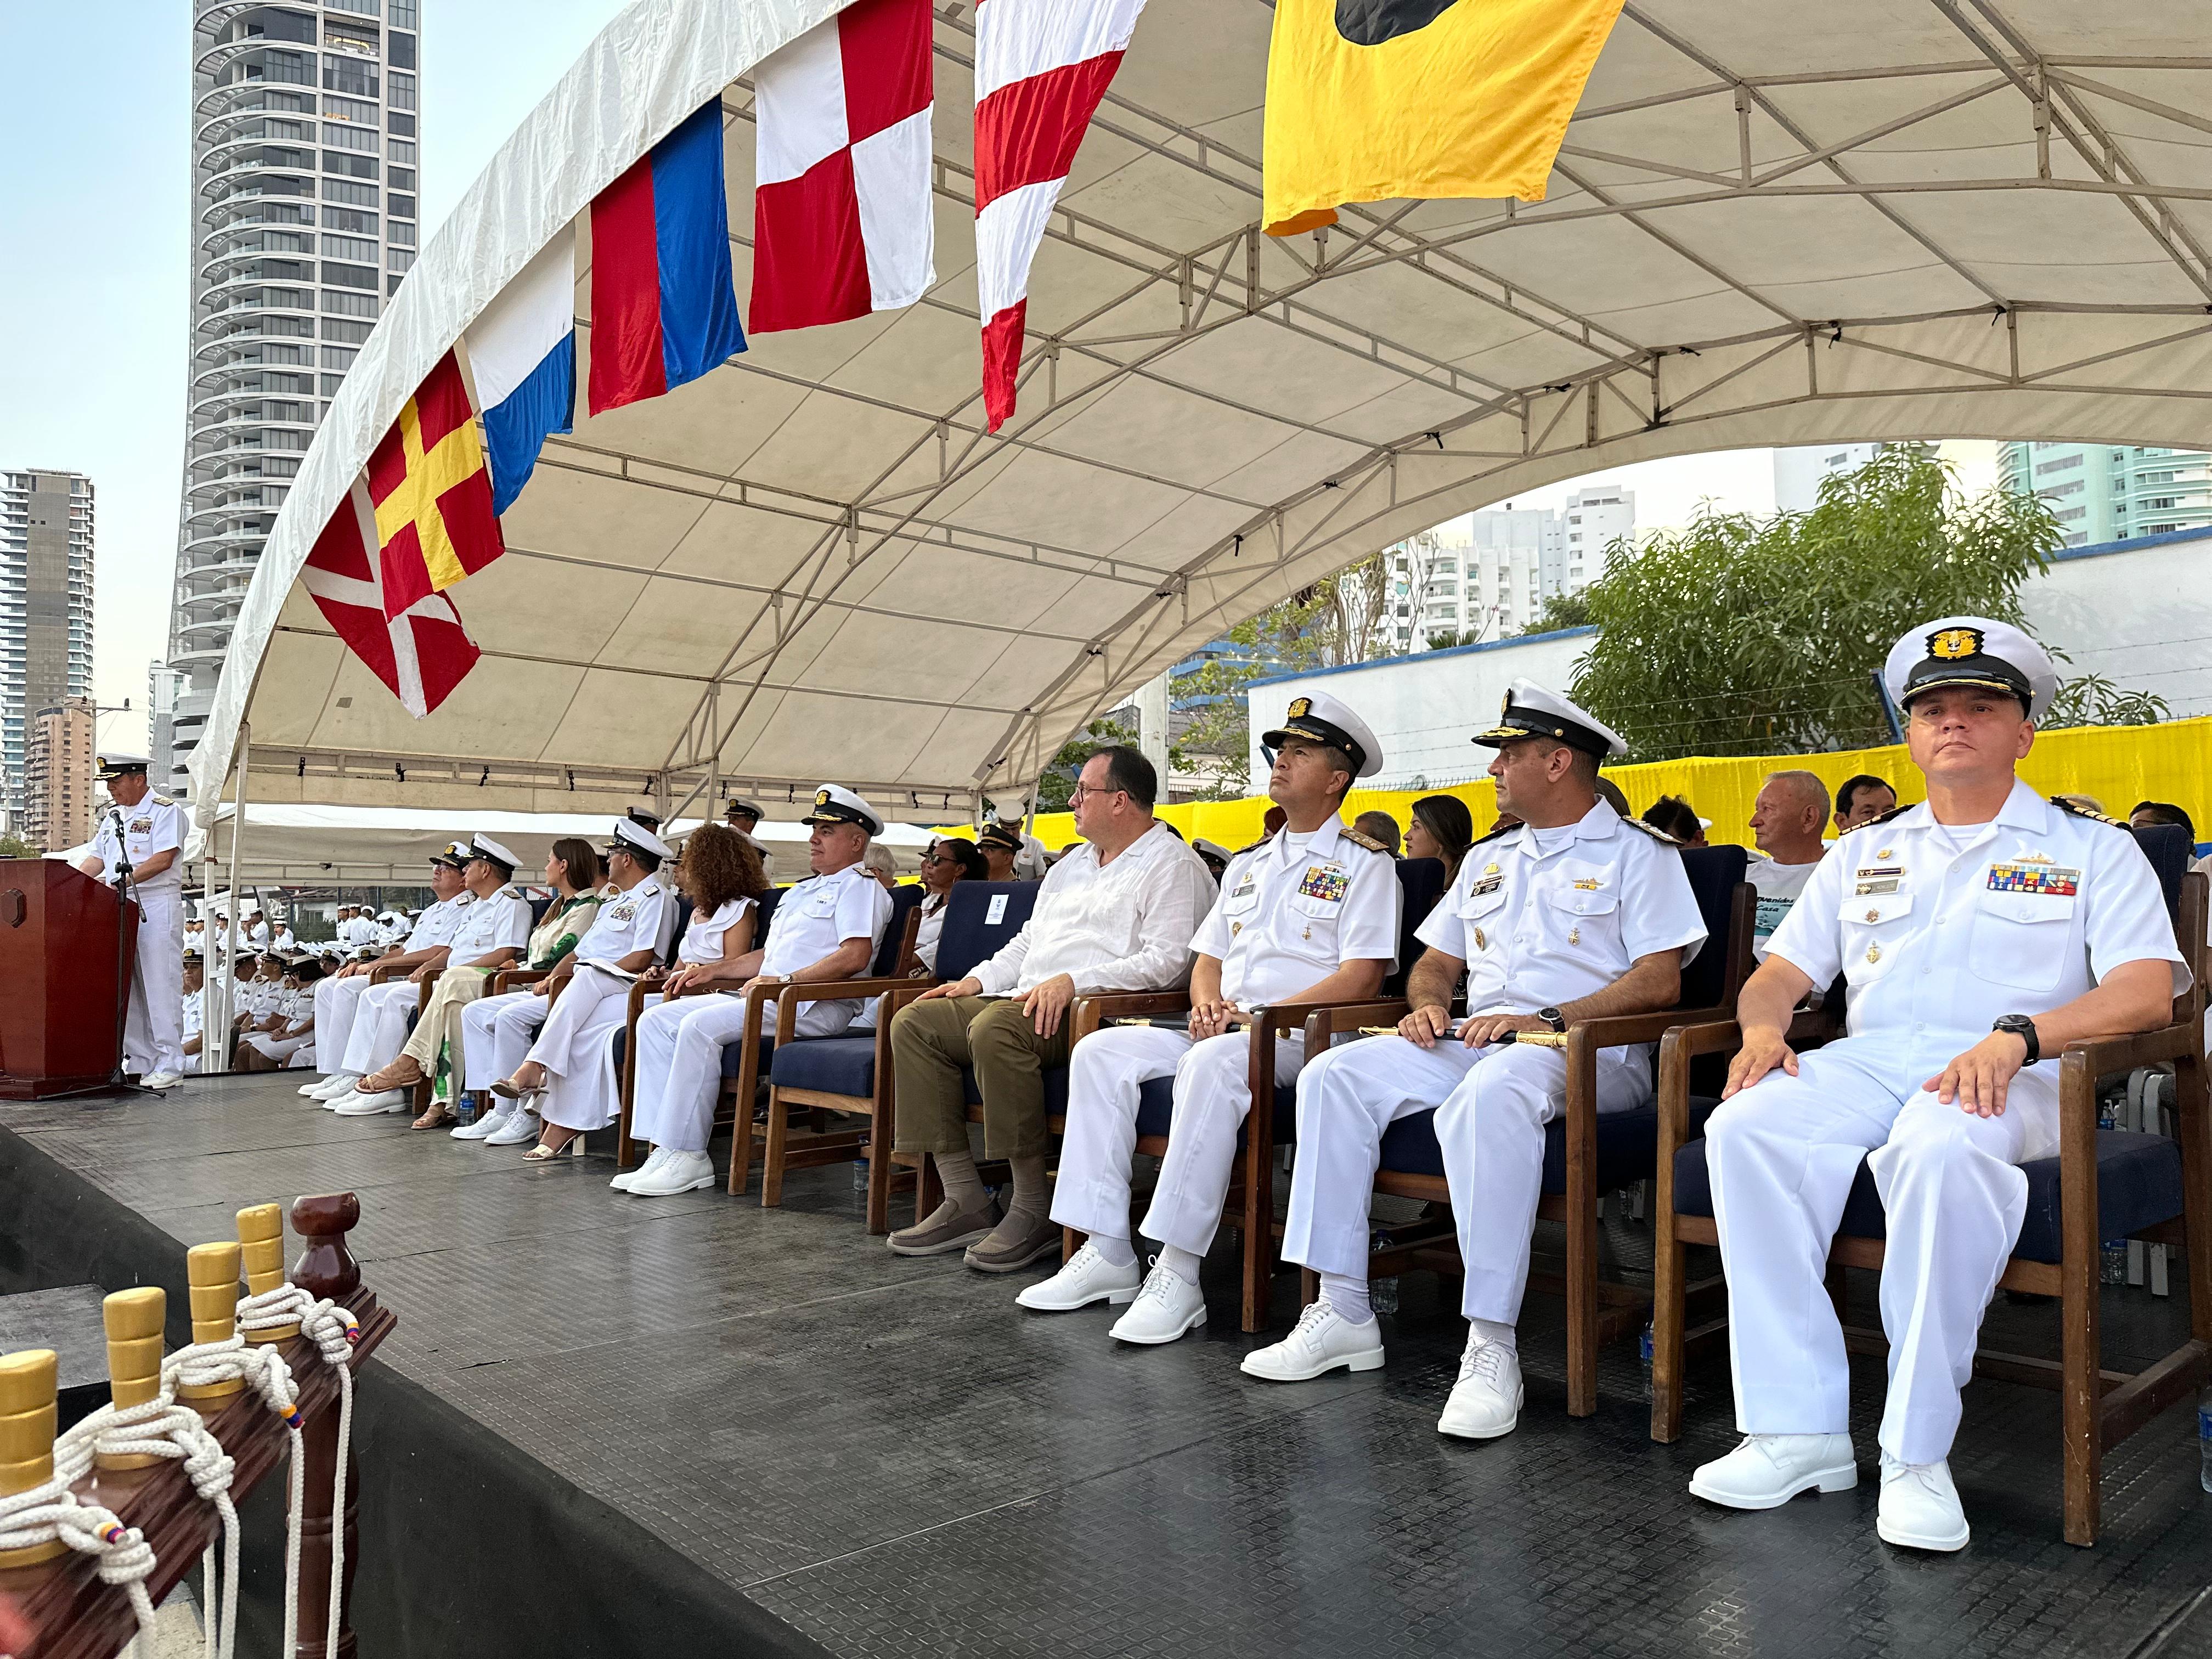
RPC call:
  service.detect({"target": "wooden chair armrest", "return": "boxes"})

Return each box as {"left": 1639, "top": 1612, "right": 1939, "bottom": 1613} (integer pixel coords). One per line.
{"left": 1568, "top": 1005, "right": 1730, "bottom": 1050}
{"left": 1299, "top": 999, "right": 1410, "bottom": 1046}
{"left": 490, "top": 967, "right": 549, "bottom": 997}
{"left": 1070, "top": 990, "right": 1193, "bottom": 1043}
{"left": 771, "top": 977, "right": 923, "bottom": 1042}
{"left": 366, "top": 962, "right": 404, "bottom": 985}
{"left": 2059, "top": 1022, "right": 2198, "bottom": 1079}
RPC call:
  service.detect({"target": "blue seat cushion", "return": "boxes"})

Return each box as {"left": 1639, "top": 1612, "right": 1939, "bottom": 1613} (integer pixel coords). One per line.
{"left": 1133, "top": 1074, "right": 1297, "bottom": 1141}
{"left": 962, "top": 1064, "right": 1068, "bottom": 1118}
{"left": 1379, "top": 1105, "right": 1676, "bottom": 1195}
{"left": 771, "top": 1036, "right": 876, "bottom": 1098}
{"left": 608, "top": 1028, "right": 770, "bottom": 1079}
{"left": 1671, "top": 1127, "right": 2184, "bottom": 1265}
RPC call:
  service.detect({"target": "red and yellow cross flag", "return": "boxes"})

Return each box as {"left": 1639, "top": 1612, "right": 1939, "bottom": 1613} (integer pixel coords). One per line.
{"left": 1262, "top": 0, "right": 1627, "bottom": 236}
{"left": 366, "top": 350, "right": 506, "bottom": 619}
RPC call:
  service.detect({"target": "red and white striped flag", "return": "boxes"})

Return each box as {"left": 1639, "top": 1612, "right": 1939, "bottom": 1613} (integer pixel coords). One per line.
{"left": 973, "top": 0, "right": 1148, "bottom": 431}
{"left": 751, "top": 0, "right": 935, "bottom": 333}
{"left": 303, "top": 479, "right": 482, "bottom": 718}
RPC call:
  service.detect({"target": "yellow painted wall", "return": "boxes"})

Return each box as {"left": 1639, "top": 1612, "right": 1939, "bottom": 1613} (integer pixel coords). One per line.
{"left": 963, "top": 716, "right": 2212, "bottom": 853}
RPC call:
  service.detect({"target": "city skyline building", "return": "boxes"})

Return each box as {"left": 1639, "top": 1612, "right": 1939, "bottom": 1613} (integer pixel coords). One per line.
{"left": 1998, "top": 441, "right": 2212, "bottom": 549}
{"left": 1378, "top": 485, "right": 1635, "bottom": 655}
{"left": 1, "top": 469, "right": 96, "bottom": 832}
{"left": 26, "top": 695, "right": 96, "bottom": 852}
{"left": 163, "top": 0, "right": 423, "bottom": 792}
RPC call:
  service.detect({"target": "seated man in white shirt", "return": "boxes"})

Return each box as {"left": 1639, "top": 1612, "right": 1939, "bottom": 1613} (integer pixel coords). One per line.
{"left": 180, "top": 955, "right": 205, "bottom": 1066}
{"left": 301, "top": 848, "right": 473, "bottom": 1101}
{"left": 888, "top": 746, "right": 1218, "bottom": 1272}
{"left": 1745, "top": 769, "right": 1832, "bottom": 962}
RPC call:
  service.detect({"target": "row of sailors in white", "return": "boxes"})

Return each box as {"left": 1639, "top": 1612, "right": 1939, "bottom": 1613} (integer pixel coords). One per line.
{"left": 184, "top": 914, "right": 298, "bottom": 953}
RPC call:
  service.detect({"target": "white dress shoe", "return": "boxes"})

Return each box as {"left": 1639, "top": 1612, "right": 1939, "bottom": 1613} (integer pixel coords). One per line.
{"left": 484, "top": 1107, "right": 542, "bottom": 1147}
{"left": 1109, "top": 1262, "right": 1207, "bottom": 1345}
{"left": 1015, "top": 1243, "right": 1143, "bottom": 1312}
{"left": 143, "top": 1071, "right": 185, "bottom": 1092}
{"left": 1689, "top": 1434, "right": 1859, "bottom": 1510}
{"left": 298, "top": 1077, "right": 331, "bottom": 1097}
{"left": 451, "top": 1101, "right": 516, "bottom": 1141}
{"left": 1877, "top": 1454, "right": 1970, "bottom": 1551}
{"left": 307, "top": 1075, "right": 358, "bottom": 1100}
{"left": 627, "top": 1149, "right": 715, "bottom": 1195}
{"left": 332, "top": 1087, "right": 409, "bottom": 1115}
{"left": 1436, "top": 1335, "right": 1523, "bottom": 1440}
{"left": 1240, "top": 1300, "right": 1385, "bottom": 1382}
{"left": 318, "top": 1086, "right": 359, "bottom": 1111}
{"left": 611, "top": 1148, "right": 669, "bottom": 1192}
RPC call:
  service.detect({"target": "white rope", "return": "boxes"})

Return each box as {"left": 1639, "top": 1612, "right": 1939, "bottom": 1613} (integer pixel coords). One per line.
{"left": 0, "top": 1417, "right": 160, "bottom": 1645}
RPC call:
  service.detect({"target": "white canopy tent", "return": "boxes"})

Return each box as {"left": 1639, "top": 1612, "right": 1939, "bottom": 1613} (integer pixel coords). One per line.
{"left": 187, "top": 0, "right": 2212, "bottom": 839}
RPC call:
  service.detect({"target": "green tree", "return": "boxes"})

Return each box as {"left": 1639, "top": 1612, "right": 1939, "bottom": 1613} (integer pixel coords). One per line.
{"left": 1514, "top": 591, "right": 1593, "bottom": 637}
{"left": 0, "top": 832, "right": 41, "bottom": 859}
{"left": 2041, "top": 672, "right": 2169, "bottom": 729}
{"left": 1568, "top": 449, "right": 2065, "bottom": 759}
{"left": 1036, "top": 716, "right": 1139, "bottom": 812}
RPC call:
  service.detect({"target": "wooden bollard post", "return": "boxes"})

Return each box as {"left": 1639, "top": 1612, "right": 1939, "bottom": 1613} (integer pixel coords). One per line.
{"left": 178, "top": 1242, "right": 246, "bottom": 1404}
{"left": 0, "top": 1350, "right": 67, "bottom": 1567}
{"left": 239, "top": 1202, "right": 298, "bottom": 1342}
{"left": 96, "top": 1288, "right": 167, "bottom": 1471}
{"left": 291, "top": 1192, "right": 363, "bottom": 1659}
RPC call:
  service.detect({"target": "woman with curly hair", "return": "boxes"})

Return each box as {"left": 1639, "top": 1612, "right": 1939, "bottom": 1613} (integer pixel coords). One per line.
{"left": 525, "top": 824, "right": 769, "bottom": 1159}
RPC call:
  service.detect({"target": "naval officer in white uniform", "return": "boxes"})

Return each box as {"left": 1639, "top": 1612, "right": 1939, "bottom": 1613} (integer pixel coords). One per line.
{"left": 1243, "top": 683, "right": 1707, "bottom": 1443}
{"left": 1020, "top": 692, "right": 1400, "bottom": 1342}
{"left": 300, "top": 845, "right": 473, "bottom": 1102}
{"left": 1690, "top": 619, "right": 2187, "bottom": 1552}
{"left": 76, "top": 754, "right": 189, "bottom": 1090}
{"left": 620, "top": 785, "right": 894, "bottom": 1198}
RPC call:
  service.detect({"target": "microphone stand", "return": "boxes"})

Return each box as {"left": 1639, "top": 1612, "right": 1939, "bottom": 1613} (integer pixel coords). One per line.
{"left": 106, "top": 804, "right": 143, "bottom": 1091}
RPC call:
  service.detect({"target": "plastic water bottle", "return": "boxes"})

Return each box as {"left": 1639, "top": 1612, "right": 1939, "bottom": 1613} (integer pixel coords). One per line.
{"left": 2101, "top": 1239, "right": 2129, "bottom": 1285}
{"left": 1367, "top": 1228, "right": 1398, "bottom": 1315}
{"left": 1639, "top": 1320, "right": 1655, "bottom": 1369}
{"left": 2199, "top": 1386, "right": 2212, "bottom": 1493}
{"left": 454, "top": 1091, "right": 478, "bottom": 1126}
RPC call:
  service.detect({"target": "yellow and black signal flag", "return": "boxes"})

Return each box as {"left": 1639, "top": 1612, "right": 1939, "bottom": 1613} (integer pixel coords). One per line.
{"left": 1262, "top": 0, "right": 1627, "bottom": 236}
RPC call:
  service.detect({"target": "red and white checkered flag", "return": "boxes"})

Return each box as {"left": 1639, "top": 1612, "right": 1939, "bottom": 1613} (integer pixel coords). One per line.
{"left": 302, "top": 479, "right": 481, "bottom": 718}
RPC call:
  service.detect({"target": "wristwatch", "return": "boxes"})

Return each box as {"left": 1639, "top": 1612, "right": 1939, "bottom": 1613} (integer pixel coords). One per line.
{"left": 1537, "top": 1006, "right": 1568, "bottom": 1032}
{"left": 1991, "top": 1014, "right": 2041, "bottom": 1065}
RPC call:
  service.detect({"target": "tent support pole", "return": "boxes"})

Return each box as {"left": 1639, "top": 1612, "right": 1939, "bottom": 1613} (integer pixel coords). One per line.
{"left": 220, "top": 723, "right": 251, "bottom": 1069}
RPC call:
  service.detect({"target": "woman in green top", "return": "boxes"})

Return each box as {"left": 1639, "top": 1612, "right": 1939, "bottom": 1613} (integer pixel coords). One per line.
{"left": 373, "top": 838, "right": 608, "bottom": 1129}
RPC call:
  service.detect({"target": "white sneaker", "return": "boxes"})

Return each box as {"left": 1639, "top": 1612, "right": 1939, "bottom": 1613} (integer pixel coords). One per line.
{"left": 484, "top": 1107, "right": 541, "bottom": 1147}
{"left": 1109, "top": 1261, "right": 1207, "bottom": 1345}
{"left": 331, "top": 1087, "right": 409, "bottom": 1116}
{"left": 1015, "top": 1242, "right": 1143, "bottom": 1312}
{"left": 1689, "top": 1434, "right": 1859, "bottom": 1510}
{"left": 450, "top": 1101, "right": 516, "bottom": 1141}
{"left": 1437, "top": 1335, "right": 1523, "bottom": 1440}
{"left": 1240, "top": 1300, "right": 1385, "bottom": 1382}
{"left": 143, "top": 1071, "right": 185, "bottom": 1092}
{"left": 611, "top": 1148, "right": 669, "bottom": 1192}
{"left": 628, "top": 1149, "right": 715, "bottom": 1196}
{"left": 1877, "top": 1454, "right": 1970, "bottom": 1551}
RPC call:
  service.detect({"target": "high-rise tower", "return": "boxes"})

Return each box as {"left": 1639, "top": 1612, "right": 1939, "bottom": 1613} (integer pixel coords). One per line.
{"left": 1, "top": 469, "right": 95, "bottom": 832}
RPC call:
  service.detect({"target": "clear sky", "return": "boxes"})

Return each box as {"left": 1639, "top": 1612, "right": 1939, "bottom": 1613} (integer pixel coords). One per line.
{"left": 0, "top": 0, "right": 631, "bottom": 753}
{"left": 0, "top": 4, "right": 2001, "bottom": 755}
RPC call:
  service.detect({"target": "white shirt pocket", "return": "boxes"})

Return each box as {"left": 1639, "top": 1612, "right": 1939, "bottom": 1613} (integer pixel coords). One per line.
{"left": 1970, "top": 888, "right": 2075, "bottom": 992}
{"left": 1838, "top": 889, "right": 1915, "bottom": 984}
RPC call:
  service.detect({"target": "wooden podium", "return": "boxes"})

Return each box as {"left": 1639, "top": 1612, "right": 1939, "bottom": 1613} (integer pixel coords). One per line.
{"left": 0, "top": 859, "right": 139, "bottom": 1098}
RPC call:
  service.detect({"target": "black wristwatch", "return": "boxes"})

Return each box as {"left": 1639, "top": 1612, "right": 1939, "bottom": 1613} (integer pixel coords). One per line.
{"left": 1538, "top": 1006, "right": 1568, "bottom": 1032}
{"left": 1992, "top": 1014, "right": 2040, "bottom": 1065}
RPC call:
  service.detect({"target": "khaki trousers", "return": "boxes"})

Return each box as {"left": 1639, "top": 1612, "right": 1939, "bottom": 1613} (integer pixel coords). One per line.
{"left": 891, "top": 996, "right": 1070, "bottom": 1161}
{"left": 400, "top": 967, "right": 495, "bottom": 1073}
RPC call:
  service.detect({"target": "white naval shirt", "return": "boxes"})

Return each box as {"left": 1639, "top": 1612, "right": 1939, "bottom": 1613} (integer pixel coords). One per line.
{"left": 677, "top": 896, "right": 757, "bottom": 966}
{"left": 579, "top": 876, "right": 679, "bottom": 967}
{"left": 86, "top": 794, "right": 186, "bottom": 891}
{"left": 402, "top": 894, "right": 471, "bottom": 953}
{"left": 1420, "top": 798, "right": 1708, "bottom": 1022}
{"left": 442, "top": 888, "right": 533, "bottom": 963}
{"left": 1746, "top": 855, "right": 1821, "bottom": 962}
{"left": 182, "top": 988, "right": 203, "bottom": 1043}
{"left": 1195, "top": 819, "right": 1400, "bottom": 1006}
{"left": 763, "top": 864, "right": 893, "bottom": 975}
{"left": 973, "top": 821, "right": 1216, "bottom": 998}
{"left": 1766, "top": 781, "right": 2188, "bottom": 1062}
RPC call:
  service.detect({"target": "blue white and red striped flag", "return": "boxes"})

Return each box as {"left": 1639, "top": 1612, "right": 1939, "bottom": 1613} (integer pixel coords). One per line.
{"left": 588, "top": 101, "right": 747, "bottom": 415}
{"left": 468, "top": 229, "right": 575, "bottom": 515}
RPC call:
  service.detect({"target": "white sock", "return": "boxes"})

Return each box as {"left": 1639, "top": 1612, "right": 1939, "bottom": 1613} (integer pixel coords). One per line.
{"left": 1087, "top": 1233, "right": 1136, "bottom": 1268}
{"left": 1470, "top": 1316, "right": 1516, "bottom": 1353}
{"left": 1158, "top": 1245, "right": 1203, "bottom": 1284}
{"left": 1320, "top": 1272, "right": 1373, "bottom": 1324}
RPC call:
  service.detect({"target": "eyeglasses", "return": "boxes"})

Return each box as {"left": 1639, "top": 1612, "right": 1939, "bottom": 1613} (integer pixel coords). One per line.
{"left": 1066, "top": 782, "right": 1125, "bottom": 803}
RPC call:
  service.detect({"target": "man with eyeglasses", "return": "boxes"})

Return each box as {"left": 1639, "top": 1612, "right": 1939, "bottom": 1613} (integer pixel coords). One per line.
{"left": 888, "top": 747, "right": 1217, "bottom": 1272}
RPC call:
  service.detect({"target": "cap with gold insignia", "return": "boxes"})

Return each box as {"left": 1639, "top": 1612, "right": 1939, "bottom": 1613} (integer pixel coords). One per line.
{"left": 469, "top": 833, "right": 521, "bottom": 872}
{"left": 976, "top": 821, "right": 1023, "bottom": 854}
{"left": 802, "top": 783, "right": 884, "bottom": 837}
{"left": 430, "top": 840, "right": 473, "bottom": 871}
{"left": 95, "top": 752, "right": 151, "bottom": 779}
{"left": 1261, "top": 690, "right": 1385, "bottom": 779}
{"left": 1884, "top": 615, "right": 2057, "bottom": 720}
{"left": 725, "top": 798, "right": 765, "bottom": 824}
{"left": 624, "top": 806, "right": 663, "bottom": 832}
{"left": 607, "top": 818, "right": 674, "bottom": 861}
{"left": 1472, "top": 680, "right": 1627, "bottom": 758}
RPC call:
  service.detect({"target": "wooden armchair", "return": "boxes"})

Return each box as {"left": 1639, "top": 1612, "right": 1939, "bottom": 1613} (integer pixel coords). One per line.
{"left": 1649, "top": 867, "right": 2209, "bottom": 1544}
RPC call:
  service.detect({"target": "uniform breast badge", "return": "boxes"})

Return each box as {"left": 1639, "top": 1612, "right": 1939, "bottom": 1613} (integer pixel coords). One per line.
{"left": 1472, "top": 927, "right": 1487, "bottom": 950}
{"left": 1297, "top": 866, "right": 1350, "bottom": 902}
{"left": 1572, "top": 877, "right": 1602, "bottom": 890}
{"left": 1568, "top": 926, "right": 1581, "bottom": 946}
{"left": 1866, "top": 944, "right": 1882, "bottom": 963}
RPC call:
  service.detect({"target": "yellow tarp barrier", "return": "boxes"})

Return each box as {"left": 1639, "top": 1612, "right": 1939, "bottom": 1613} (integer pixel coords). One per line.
{"left": 973, "top": 718, "right": 2212, "bottom": 855}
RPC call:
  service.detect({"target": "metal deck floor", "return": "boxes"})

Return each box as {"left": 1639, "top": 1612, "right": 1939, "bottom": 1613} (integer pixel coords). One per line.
{"left": 7, "top": 1075, "right": 2211, "bottom": 1658}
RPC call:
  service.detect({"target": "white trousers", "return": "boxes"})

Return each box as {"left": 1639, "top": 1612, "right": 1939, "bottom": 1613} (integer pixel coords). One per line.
{"left": 342, "top": 980, "right": 420, "bottom": 1075}
{"left": 633, "top": 994, "right": 749, "bottom": 1153}
{"left": 524, "top": 965, "right": 632, "bottom": 1132}
{"left": 310, "top": 975, "right": 375, "bottom": 1075}
{"left": 1706, "top": 1032, "right": 2059, "bottom": 1466}
{"left": 243, "top": 1032, "right": 314, "bottom": 1064}
{"left": 1050, "top": 1025, "right": 1308, "bottom": 1256}
{"left": 461, "top": 990, "right": 548, "bottom": 1091}
{"left": 122, "top": 888, "right": 185, "bottom": 1079}
{"left": 1282, "top": 1033, "right": 1652, "bottom": 1323}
